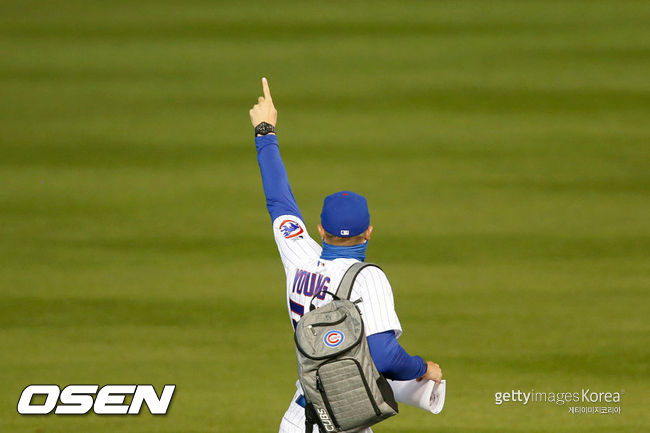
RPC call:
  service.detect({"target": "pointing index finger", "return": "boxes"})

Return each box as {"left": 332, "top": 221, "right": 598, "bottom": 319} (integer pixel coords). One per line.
{"left": 262, "top": 77, "right": 272, "bottom": 100}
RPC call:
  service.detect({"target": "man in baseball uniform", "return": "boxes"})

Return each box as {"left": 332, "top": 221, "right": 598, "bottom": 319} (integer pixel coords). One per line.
{"left": 250, "top": 78, "right": 442, "bottom": 433}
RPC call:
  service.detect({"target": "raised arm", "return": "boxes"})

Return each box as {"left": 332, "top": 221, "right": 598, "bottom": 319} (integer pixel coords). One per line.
{"left": 249, "top": 78, "right": 302, "bottom": 221}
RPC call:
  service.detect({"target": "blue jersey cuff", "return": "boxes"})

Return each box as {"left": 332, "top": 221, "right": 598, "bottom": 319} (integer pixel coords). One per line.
{"left": 255, "top": 134, "right": 278, "bottom": 152}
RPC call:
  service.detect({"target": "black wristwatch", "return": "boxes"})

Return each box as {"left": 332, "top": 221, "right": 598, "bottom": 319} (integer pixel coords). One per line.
{"left": 254, "top": 122, "right": 276, "bottom": 137}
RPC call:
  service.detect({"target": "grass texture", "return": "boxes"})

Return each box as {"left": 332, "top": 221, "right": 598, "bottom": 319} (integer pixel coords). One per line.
{"left": 1, "top": 1, "right": 648, "bottom": 432}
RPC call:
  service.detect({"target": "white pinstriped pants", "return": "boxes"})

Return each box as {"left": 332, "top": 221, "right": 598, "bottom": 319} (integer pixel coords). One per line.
{"left": 279, "top": 388, "right": 373, "bottom": 433}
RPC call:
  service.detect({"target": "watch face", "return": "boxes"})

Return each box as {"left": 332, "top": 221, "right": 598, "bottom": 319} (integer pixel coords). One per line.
{"left": 256, "top": 122, "right": 274, "bottom": 135}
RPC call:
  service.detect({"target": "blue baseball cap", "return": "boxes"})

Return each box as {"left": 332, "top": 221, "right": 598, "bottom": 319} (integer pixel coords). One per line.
{"left": 320, "top": 191, "right": 370, "bottom": 237}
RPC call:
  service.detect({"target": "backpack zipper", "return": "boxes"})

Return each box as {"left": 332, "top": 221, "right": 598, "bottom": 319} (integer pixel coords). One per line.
{"left": 310, "top": 314, "right": 347, "bottom": 327}
{"left": 316, "top": 375, "right": 341, "bottom": 430}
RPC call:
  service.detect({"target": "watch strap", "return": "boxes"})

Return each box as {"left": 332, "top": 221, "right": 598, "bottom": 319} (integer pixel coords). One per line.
{"left": 254, "top": 122, "right": 276, "bottom": 137}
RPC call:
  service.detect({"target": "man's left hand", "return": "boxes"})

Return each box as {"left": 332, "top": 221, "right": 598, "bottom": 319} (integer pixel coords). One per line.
{"left": 249, "top": 77, "right": 277, "bottom": 128}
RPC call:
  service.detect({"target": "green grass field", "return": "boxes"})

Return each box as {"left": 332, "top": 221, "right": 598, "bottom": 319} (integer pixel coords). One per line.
{"left": 1, "top": 1, "right": 649, "bottom": 432}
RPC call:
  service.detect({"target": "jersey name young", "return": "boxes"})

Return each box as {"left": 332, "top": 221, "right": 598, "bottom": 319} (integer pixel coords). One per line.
{"left": 291, "top": 270, "right": 330, "bottom": 298}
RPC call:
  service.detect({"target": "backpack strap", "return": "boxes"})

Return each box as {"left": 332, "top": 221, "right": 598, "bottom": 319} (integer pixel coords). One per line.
{"left": 335, "top": 262, "right": 382, "bottom": 301}
{"left": 304, "top": 402, "right": 319, "bottom": 433}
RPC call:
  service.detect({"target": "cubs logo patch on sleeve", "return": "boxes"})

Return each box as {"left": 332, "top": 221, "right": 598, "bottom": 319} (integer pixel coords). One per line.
{"left": 279, "top": 219, "right": 304, "bottom": 239}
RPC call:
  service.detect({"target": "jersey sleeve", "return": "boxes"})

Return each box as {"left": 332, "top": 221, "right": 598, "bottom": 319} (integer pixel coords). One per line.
{"left": 272, "top": 215, "right": 322, "bottom": 274}
{"left": 367, "top": 331, "right": 426, "bottom": 380}
{"left": 352, "top": 266, "right": 403, "bottom": 338}
{"left": 256, "top": 134, "right": 303, "bottom": 221}
{"left": 256, "top": 135, "right": 322, "bottom": 272}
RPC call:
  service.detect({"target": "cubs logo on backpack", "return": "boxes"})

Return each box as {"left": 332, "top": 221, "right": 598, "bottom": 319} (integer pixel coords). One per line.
{"left": 294, "top": 263, "right": 398, "bottom": 433}
{"left": 323, "top": 331, "right": 344, "bottom": 347}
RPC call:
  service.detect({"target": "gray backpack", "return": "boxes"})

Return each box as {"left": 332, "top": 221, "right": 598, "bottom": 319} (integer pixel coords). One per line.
{"left": 294, "top": 263, "right": 398, "bottom": 433}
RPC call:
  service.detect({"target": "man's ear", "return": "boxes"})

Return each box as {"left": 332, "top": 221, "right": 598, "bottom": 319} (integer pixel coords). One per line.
{"left": 365, "top": 225, "right": 373, "bottom": 241}
{"left": 317, "top": 224, "right": 326, "bottom": 239}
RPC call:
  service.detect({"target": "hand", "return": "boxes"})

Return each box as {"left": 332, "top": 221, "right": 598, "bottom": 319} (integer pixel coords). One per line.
{"left": 249, "top": 77, "right": 278, "bottom": 129}
{"left": 417, "top": 361, "right": 442, "bottom": 384}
